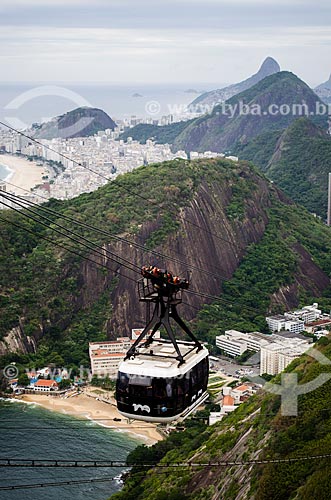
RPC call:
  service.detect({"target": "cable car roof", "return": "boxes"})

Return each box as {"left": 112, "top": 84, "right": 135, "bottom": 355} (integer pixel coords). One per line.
{"left": 118, "top": 340, "right": 208, "bottom": 378}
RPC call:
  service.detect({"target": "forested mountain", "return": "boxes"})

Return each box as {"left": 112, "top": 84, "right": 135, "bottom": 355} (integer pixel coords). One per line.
{"left": 1, "top": 158, "right": 331, "bottom": 374}
{"left": 32, "top": 107, "right": 116, "bottom": 139}
{"left": 110, "top": 337, "right": 331, "bottom": 500}
{"left": 120, "top": 72, "right": 328, "bottom": 153}
{"left": 172, "top": 72, "right": 327, "bottom": 153}
{"left": 234, "top": 118, "right": 331, "bottom": 218}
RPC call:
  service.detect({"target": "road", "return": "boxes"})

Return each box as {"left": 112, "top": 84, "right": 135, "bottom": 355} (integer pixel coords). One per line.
{"left": 209, "top": 356, "right": 260, "bottom": 379}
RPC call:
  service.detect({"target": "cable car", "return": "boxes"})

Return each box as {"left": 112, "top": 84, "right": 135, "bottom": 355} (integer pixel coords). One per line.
{"left": 116, "top": 266, "right": 209, "bottom": 422}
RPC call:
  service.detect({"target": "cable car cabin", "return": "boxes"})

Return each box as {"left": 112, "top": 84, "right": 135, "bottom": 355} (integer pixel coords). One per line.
{"left": 116, "top": 340, "right": 209, "bottom": 422}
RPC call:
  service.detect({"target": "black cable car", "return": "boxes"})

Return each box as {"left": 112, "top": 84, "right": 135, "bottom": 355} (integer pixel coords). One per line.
{"left": 116, "top": 267, "right": 209, "bottom": 422}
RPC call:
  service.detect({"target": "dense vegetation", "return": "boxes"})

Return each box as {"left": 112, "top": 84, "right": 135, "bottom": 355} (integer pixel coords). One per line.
{"left": 33, "top": 107, "right": 116, "bottom": 139}
{"left": 265, "top": 118, "right": 331, "bottom": 217}
{"left": 195, "top": 201, "right": 331, "bottom": 343}
{"left": 235, "top": 118, "right": 331, "bottom": 218}
{"left": 0, "top": 159, "right": 203, "bottom": 371}
{"left": 1, "top": 157, "right": 331, "bottom": 377}
{"left": 119, "top": 73, "right": 328, "bottom": 153}
{"left": 233, "top": 129, "right": 282, "bottom": 170}
{"left": 109, "top": 338, "right": 331, "bottom": 499}
{"left": 119, "top": 121, "right": 189, "bottom": 145}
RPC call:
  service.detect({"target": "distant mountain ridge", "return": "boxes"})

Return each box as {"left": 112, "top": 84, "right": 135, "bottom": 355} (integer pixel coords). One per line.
{"left": 172, "top": 71, "right": 328, "bottom": 153}
{"left": 315, "top": 73, "right": 331, "bottom": 104}
{"left": 122, "top": 72, "right": 328, "bottom": 153}
{"left": 189, "top": 56, "right": 281, "bottom": 111}
{"left": 32, "top": 107, "right": 116, "bottom": 139}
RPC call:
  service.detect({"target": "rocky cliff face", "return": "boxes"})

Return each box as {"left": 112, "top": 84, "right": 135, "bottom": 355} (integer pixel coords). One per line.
{"left": 0, "top": 324, "right": 36, "bottom": 356}
{"left": 104, "top": 173, "right": 274, "bottom": 335}
{"left": 1, "top": 158, "right": 330, "bottom": 357}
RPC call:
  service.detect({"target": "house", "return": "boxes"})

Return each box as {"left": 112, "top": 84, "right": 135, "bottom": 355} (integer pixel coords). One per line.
{"left": 33, "top": 379, "right": 59, "bottom": 392}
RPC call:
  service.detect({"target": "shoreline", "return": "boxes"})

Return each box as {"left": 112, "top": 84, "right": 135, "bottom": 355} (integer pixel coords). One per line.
{"left": 15, "top": 392, "right": 163, "bottom": 445}
{"left": 0, "top": 154, "right": 45, "bottom": 193}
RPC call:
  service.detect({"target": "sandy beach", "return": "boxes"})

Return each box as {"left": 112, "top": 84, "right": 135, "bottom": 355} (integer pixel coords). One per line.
{"left": 0, "top": 154, "right": 45, "bottom": 193}
{"left": 20, "top": 392, "right": 163, "bottom": 445}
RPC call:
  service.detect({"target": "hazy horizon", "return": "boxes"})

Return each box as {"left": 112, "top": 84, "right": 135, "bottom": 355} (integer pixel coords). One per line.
{"left": 0, "top": 0, "right": 330, "bottom": 88}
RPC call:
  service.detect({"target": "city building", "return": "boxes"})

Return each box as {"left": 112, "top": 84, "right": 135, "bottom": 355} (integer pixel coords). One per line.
{"left": 266, "top": 304, "right": 323, "bottom": 333}
{"left": 266, "top": 315, "right": 304, "bottom": 333}
{"left": 209, "top": 383, "right": 261, "bottom": 425}
{"left": 131, "top": 328, "right": 160, "bottom": 340}
{"left": 215, "top": 330, "right": 272, "bottom": 357}
{"left": 32, "top": 379, "right": 59, "bottom": 392}
{"left": 89, "top": 337, "right": 135, "bottom": 378}
{"left": 260, "top": 339, "right": 310, "bottom": 375}
{"left": 285, "top": 303, "right": 321, "bottom": 323}
{"left": 304, "top": 318, "right": 331, "bottom": 334}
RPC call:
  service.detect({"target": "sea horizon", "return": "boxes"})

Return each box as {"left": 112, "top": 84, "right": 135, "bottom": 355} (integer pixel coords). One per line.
{"left": 0, "top": 82, "right": 226, "bottom": 128}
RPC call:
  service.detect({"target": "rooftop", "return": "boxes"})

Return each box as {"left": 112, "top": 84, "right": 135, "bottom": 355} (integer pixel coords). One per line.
{"left": 306, "top": 319, "right": 331, "bottom": 327}
{"left": 34, "top": 379, "right": 58, "bottom": 387}
{"left": 233, "top": 384, "right": 250, "bottom": 392}
{"left": 223, "top": 395, "right": 235, "bottom": 406}
{"left": 120, "top": 340, "right": 208, "bottom": 377}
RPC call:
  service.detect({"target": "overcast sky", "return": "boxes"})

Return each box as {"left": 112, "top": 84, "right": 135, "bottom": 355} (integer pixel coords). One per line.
{"left": 1, "top": 0, "right": 331, "bottom": 87}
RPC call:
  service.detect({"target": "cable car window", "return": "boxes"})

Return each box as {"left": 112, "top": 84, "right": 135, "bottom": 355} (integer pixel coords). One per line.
{"left": 165, "top": 378, "right": 174, "bottom": 398}
{"left": 117, "top": 372, "right": 129, "bottom": 393}
{"left": 153, "top": 378, "right": 167, "bottom": 398}
{"left": 191, "top": 365, "right": 199, "bottom": 389}
{"left": 128, "top": 375, "right": 152, "bottom": 386}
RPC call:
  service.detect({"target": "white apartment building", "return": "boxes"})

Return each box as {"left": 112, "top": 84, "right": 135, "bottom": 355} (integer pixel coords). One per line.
{"left": 285, "top": 303, "right": 321, "bottom": 324}
{"left": 215, "top": 330, "right": 272, "bottom": 357}
{"left": 260, "top": 339, "right": 310, "bottom": 375}
{"left": 89, "top": 337, "right": 134, "bottom": 378}
{"left": 266, "top": 315, "right": 304, "bottom": 333}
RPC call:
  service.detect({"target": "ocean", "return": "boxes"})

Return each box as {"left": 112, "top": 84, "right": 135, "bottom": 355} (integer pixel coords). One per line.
{"left": 0, "top": 399, "right": 139, "bottom": 500}
{"left": 0, "top": 82, "right": 221, "bottom": 128}
{"left": 0, "top": 162, "right": 12, "bottom": 181}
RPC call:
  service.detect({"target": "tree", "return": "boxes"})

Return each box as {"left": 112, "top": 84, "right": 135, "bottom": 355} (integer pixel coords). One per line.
{"left": 18, "top": 373, "right": 30, "bottom": 387}
{"left": 58, "top": 379, "right": 72, "bottom": 390}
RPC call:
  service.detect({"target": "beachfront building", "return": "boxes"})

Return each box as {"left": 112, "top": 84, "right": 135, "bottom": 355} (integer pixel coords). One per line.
{"left": 89, "top": 330, "right": 164, "bottom": 378}
{"left": 32, "top": 379, "right": 59, "bottom": 392}
{"left": 89, "top": 337, "right": 135, "bottom": 378}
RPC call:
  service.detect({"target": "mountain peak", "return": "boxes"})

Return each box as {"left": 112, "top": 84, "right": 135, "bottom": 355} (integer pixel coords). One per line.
{"left": 259, "top": 57, "right": 281, "bottom": 75}
{"left": 189, "top": 57, "right": 281, "bottom": 110}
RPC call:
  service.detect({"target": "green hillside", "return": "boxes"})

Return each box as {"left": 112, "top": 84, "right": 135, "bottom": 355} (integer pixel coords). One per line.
{"left": 235, "top": 118, "right": 331, "bottom": 218}
{"left": 172, "top": 72, "right": 327, "bottom": 153}
{"left": 1, "top": 158, "right": 331, "bottom": 375}
{"left": 119, "top": 121, "right": 189, "bottom": 144}
{"left": 33, "top": 107, "right": 116, "bottom": 140}
{"left": 120, "top": 72, "right": 328, "bottom": 154}
{"left": 233, "top": 129, "right": 283, "bottom": 170}
{"left": 109, "top": 338, "right": 331, "bottom": 500}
